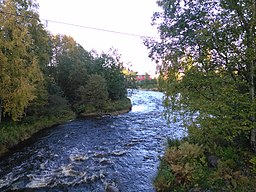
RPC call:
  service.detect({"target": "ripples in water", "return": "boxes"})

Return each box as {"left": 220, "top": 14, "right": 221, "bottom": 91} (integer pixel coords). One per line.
{"left": 0, "top": 90, "right": 185, "bottom": 192}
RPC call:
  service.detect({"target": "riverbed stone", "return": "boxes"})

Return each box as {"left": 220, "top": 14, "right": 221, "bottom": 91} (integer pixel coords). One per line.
{"left": 105, "top": 183, "right": 119, "bottom": 192}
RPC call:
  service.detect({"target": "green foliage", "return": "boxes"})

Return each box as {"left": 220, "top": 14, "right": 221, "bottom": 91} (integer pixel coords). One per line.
{"left": 165, "top": 142, "right": 206, "bottom": 186}
{"left": 104, "top": 68, "right": 126, "bottom": 100}
{"left": 44, "top": 94, "right": 71, "bottom": 115}
{"left": 92, "top": 49, "right": 127, "bottom": 100}
{"left": 148, "top": 0, "right": 256, "bottom": 189}
{"left": 0, "top": 0, "right": 43, "bottom": 121}
{"left": 77, "top": 74, "right": 108, "bottom": 112}
{"left": 155, "top": 141, "right": 256, "bottom": 191}
{"left": 136, "top": 74, "right": 158, "bottom": 90}
{"left": 208, "top": 155, "right": 255, "bottom": 191}
{"left": 0, "top": 0, "right": 130, "bottom": 157}
{"left": 167, "top": 138, "right": 182, "bottom": 148}
{"left": 250, "top": 156, "right": 256, "bottom": 174}
{"left": 146, "top": 0, "right": 256, "bottom": 148}
{"left": 162, "top": 65, "right": 254, "bottom": 147}
{"left": 104, "top": 98, "right": 131, "bottom": 113}
{"left": 154, "top": 160, "right": 175, "bottom": 192}
{"left": 26, "top": 81, "right": 48, "bottom": 116}
{"left": 123, "top": 70, "right": 137, "bottom": 89}
{"left": 0, "top": 109, "right": 75, "bottom": 152}
{"left": 26, "top": 9, "right": 52, "bottom": 74}
{"left": 50, "top": 36, "right": 128, "bottom": 108}
{"left": 51, "top": 35, "right": 90, "bottom": 103}
{"left": 155, "top": 141, "right": 207, "bottom": 191}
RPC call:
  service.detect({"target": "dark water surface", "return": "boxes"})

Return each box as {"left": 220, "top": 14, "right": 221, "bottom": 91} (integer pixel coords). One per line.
{"left": 0, "top": 90, "right": 184, "bottom": 192}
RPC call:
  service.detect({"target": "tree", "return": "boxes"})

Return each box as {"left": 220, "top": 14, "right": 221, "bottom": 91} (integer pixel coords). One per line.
{"left": 145, "top": 0, "right": 256, "bottom": 150}
{"left": 93, "top": 49, "right": 127, "bottom": 100}
{"left": 24, "top": 2, "right": 53, "bottom": 116}
{"left": 78, "top": 74, "right": 108, "bottom": 112}
{"left": 51, "top": 35, "right": 90, "bottom": 103}
{"left": 0, "top": 0, "right": 43, "bottom": 121}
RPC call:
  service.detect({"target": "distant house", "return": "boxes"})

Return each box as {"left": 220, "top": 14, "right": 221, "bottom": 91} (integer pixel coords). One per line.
{"left": 136, "top": 74, "right": 151, "bottom": 81}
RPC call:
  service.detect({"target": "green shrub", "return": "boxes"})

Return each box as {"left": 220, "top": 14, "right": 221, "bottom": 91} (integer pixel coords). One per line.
{"left": 154, "top": 160, "right": 175, "bottom": 192}
{"left": 249, "top": 156, "right": 256, "bottom": 174}
{"left": 167, "top": 138, "right": 182, "bottom": 147}
{"left": 155, "top": 141, "right": 207, "bottom": 191}
{"left": 104, "top": 98, "right": 131, "bottom": 112}
{"left": 165, "top": 142, "right": 206, "bottom": 185}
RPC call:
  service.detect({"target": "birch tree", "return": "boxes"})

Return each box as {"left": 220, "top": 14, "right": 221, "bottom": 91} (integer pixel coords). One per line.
{"left": 0, "top": 0, "right": 43, "bottom": 121}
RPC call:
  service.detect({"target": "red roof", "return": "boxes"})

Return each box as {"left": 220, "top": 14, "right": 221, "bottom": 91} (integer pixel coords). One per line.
{"left": 136, "top": 75, "right": 151, "bottom": 81}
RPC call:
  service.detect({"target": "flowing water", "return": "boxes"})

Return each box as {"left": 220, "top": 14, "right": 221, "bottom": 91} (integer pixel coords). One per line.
{"left": 0, "top": 90, "right": 185, "bottom": 192}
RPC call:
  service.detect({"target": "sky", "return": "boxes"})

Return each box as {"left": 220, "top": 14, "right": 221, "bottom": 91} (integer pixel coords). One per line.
{"left": 36, "top": 0, "right": 160, "bottom": 76}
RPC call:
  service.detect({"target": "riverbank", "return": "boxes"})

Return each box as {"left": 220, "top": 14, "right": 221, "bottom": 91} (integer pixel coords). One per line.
{"left": 0, "top": 110, "right": 75, "bottom": 156}
{"left": 0, "top": 98, "right": 132, "bottom": 157}
{"left": 154, "top": 139, "right": 256, "bottom": 191}
{"left": 79, "top": 98, "right": 132, "bottom": 118}
{"left": 138, "top": 88, "right": 159, "bottom": 92}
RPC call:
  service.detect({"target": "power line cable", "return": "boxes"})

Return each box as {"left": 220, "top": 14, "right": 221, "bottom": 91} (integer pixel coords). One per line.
{"left": 0, "top": 10, "right": 159, "bottom": 39}
{"left": 42, "top": 18, "right": 158, "bottom": 39}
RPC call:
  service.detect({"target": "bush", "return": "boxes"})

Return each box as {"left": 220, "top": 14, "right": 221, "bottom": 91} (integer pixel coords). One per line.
{"left": 154, "top": 161, "right": 175, "bottom": 192}
{"left": 165, "top": 142, "right": 206, "bottom": 185}
{"left": 155, "top": 140, "right": 256, "bottom": 192}
{"left": 104, "top": 98, "right": 131, "bottom": 112}
{"left": 155, "top": 141, "right": 208, "bottom": 191}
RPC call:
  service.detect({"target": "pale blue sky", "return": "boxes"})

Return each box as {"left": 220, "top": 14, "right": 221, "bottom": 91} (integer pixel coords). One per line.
{"left": 36, "top": 0, "right": 160, "bottom": 75}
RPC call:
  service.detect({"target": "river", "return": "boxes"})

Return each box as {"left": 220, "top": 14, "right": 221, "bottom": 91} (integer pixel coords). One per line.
{"left": 0, "top": 90, "right": 185, "bottom": 192}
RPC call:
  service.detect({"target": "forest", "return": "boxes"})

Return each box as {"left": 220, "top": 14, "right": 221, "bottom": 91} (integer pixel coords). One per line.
{"left": 0, "top": 0, "right": 131, "bottom": 154}
{"left": 145, "top": 0, "right": 256, "bottom": 191}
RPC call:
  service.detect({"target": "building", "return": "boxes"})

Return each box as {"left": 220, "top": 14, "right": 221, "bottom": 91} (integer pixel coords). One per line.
{"left": 135, "top": 74, "right": 151, "bottom": 81}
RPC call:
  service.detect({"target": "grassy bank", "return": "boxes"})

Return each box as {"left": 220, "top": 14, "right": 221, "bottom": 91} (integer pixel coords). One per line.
{"left": 154, "top": 139, "right": 256, "bottom": 191}
{"left": 0, "top": 109, "right": 75, "bottom": 156}
{"left": 79, "top": 98, "right": 132, "bottom": 117}
{"left": 104, "top": 98, "right": 132, "bottom": 113}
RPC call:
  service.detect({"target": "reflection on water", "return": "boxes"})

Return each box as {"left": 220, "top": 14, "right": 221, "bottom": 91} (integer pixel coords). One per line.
{"left": 0, "top": 90, "right": 185, "bottom": 192}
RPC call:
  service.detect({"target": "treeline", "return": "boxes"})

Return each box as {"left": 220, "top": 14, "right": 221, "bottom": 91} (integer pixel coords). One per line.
{"left": 0, "top": 0, "right": 129, "bottom": 124}
{"left": 136, "top": 73, "right": 158, "bottom": 90}
{"left": 146, "top": 0, "right": 256, "bottom": 191}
